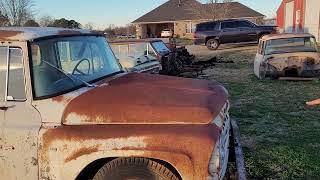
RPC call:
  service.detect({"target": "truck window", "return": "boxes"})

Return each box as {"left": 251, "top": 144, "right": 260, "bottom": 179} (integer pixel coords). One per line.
{"left": 7, "top": 48, "right": 26, "bottom": 101}
{"left": 0, "top": 47, "right": 8, "bottom": 101}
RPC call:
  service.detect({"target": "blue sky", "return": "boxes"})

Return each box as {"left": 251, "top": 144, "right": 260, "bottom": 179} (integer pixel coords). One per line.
{"left": 34, "top": 0, "right": 281, "bottom": 29}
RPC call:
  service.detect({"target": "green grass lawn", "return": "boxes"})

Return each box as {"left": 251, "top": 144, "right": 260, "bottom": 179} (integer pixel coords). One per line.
{"left": 198, "top": 48, "right": 320, "bottom": 179}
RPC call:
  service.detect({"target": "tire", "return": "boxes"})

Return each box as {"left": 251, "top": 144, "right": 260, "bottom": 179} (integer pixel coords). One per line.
{"left": 206, "top": 39, "right": 220, "bottom": 50}
{"left": 92, "top": 157, "right": 179, "bottom": 180}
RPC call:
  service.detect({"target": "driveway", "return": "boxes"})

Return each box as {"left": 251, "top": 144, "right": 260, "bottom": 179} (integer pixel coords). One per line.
{"left": 185, "top": 42, "right": 258, "bottom": 55}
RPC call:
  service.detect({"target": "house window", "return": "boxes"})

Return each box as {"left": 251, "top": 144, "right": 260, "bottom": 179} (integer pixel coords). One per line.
{"left": 185, "top": 22, "right": 195, "bottom": 33}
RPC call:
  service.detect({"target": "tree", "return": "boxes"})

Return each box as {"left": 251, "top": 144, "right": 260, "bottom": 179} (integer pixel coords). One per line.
{"left": 49, "top": 18, "right": 81, "bottom": 29}
{"left": 23, "top": 19, "right": 39, "bottom": 27}
{"left": 0, "top": 0, "right": 34, "bottom": 26}
{"left": 83, "top": 22, "right": 94, "bottom": 30}
{"left": 38, "top": 15, "right": 54, "bottom": 27}
{"left": 0, "top": 13, "right": 10, "bottom": 26}
{"left": 189, "top": 0, "right": 233, "bottom": 21}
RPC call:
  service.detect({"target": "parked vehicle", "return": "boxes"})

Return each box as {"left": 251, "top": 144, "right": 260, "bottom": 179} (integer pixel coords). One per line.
{"left": 161, "top": 29, "right": 174, "bottom": 37}
{"left": 110, "top": 42, "right": 162, "bottom": 74}
{"left": 194, "top": 19, "right": 277, "bottom": 50}
{"left": 254, "top": 33, "right": 320, "bottom": 79}
{"left": 0, "top": 27, "right": 232, "bottom": 180}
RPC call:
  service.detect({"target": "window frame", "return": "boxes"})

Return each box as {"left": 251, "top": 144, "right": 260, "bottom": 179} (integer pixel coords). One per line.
{"left": 0, "top": 46, "right": 26, "bottom": 102}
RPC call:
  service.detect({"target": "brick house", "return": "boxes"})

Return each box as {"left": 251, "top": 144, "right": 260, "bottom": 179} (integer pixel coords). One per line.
{"left": 277, "top": 0, "right": 320, "bottom": 41}
{"left": 132, "top": 0, "right": 265, "bottom": 39}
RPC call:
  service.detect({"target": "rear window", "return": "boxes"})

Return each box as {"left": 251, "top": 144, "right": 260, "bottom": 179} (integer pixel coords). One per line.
{"left": 196, "top": 22, "right": 218, "bottom": 32}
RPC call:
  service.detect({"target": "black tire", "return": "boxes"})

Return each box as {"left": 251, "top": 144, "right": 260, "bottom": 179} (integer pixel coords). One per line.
{"left": 92, "top": 157, "right": 179, "bottom": 180}
{"left": 206, "top": 39, "right": 220, "bottom": 50}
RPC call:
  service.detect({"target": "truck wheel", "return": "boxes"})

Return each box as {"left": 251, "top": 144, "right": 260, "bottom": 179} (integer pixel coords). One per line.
{"left": 92, "top": 157, "right": 179, "bottom": 180}
{"left": 206, "top": 39, "right": 220, "bottom": 50}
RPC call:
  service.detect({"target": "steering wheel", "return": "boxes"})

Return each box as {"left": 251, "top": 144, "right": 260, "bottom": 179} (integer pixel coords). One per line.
{"left": 72, "top": 58, "right": 91, "bottom": 75}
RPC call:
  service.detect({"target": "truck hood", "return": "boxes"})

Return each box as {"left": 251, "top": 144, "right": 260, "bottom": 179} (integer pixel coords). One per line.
{"left": 62, "top": 73, "right": 228, "bottom": 125}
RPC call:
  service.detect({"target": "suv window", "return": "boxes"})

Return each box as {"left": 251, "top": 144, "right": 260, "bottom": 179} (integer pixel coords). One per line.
{"left": 196, "top": 22, "right": 218, "bottom": 31}
{"left": 238, "top": 21, "right": 254, "bottom": 28}
{"left": 221, "top": 21, "right": 238, "bottom": 29}
{"left": 0, "top": 47, "right": 26, "bottom": 101}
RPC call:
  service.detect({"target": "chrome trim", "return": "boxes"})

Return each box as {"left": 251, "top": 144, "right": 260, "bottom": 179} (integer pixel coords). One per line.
{"left": 4, "top": 46, "right": 9, "bottom": 102}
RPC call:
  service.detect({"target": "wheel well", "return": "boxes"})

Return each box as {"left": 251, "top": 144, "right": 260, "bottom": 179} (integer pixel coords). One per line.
{"left": 75, "top": 157, "right": 183, "bottom": 180}
{"left": 284, "top": 68, "right": 299, "bottom": 77}
{"left": 205, "top": 36, "right": 218, "bottom": 44}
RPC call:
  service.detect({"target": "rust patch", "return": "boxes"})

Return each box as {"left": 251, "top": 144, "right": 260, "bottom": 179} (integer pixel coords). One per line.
{"left": 62, "top": 73, "right": 228, "bottom": 124}
{"left": 0, "top": 30, "right": 23, "bottom": 41}
{"left": 64, "top": 145, "right": 100, "bottom": 163}
{"left": 40, "top": 124, "right": 220, "bottom": 179}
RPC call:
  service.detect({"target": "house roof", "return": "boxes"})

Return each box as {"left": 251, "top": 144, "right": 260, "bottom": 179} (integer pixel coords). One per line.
{"left": 0, "top": 27, "right": 97, "bottom": 41}
{"left": 132, "top": 0, "right": 265, "bottom": 23}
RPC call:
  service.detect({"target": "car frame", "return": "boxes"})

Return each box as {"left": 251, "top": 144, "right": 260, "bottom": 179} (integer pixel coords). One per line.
{"left": 254, "top": 33, "right": 320, "bottom": 79}
{"left": 110, "top": 41, "right": 162, "bottom": 74}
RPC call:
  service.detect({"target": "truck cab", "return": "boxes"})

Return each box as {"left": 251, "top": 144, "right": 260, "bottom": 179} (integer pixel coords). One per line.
{"left": 0, "top": 27, "right": 231, "bottom": 180}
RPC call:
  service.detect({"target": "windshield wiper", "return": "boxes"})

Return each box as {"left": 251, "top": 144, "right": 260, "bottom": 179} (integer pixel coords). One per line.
{"left": 42, "top": 60, "right": 97, "bottom": 88}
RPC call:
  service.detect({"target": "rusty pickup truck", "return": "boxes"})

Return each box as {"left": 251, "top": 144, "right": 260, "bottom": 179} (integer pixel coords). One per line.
{"left": 0, "top": 27, "right": 232, "bottom": 180}
{"left": 254, "top": 33, "right": 320, "bottom": 79}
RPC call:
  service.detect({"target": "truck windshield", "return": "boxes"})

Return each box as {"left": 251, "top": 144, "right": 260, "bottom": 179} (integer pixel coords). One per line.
{"left": 30, "top": 36, "right": 122, "bottom": 99}
{"left": 265, "top": 37, "right": 318, "bottom": 55}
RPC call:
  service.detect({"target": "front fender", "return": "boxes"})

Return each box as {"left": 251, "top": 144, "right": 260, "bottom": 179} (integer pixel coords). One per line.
{"left": 39, "top": 124, "right": 220, "bottom": 180}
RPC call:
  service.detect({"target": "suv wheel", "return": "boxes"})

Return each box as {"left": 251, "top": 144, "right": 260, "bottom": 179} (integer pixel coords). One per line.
{"left": 93, "top": 157, "right": 179, "bottom": 180}
{"left": 206, "top": 39, "right": 220, "bottom": 50}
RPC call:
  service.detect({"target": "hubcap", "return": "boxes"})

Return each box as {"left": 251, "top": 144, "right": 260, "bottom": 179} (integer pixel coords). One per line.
{"left": 210, "top": 41, "right": 217, "bottom": 48}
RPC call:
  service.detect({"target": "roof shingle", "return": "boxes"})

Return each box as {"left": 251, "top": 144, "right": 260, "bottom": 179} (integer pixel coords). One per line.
{"left": 132, "top": 0, "right": 265, "bottom": 23}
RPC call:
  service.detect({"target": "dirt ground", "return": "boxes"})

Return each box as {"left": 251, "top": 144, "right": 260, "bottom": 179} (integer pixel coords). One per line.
{"left": 188, "top": 44, "right": 320, "bottom": 179}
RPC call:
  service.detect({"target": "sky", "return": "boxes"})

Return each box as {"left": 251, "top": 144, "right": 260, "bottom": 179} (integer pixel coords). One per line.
{"left": 33, "top": 0, "right": 282, "bottom": 29}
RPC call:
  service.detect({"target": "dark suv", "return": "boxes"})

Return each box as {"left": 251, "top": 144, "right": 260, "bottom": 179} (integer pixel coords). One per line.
{"left": 194, "top": 19, "right": 277, "bottom": 50}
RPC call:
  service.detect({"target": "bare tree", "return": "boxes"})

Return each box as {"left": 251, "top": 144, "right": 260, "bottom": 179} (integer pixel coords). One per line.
{"left": 38, "top": 15, "right": 54, "bottom": 27}
{"left": 0, "top": 13, "right": 10, "bottom": 26}
{"left": 189, "top": 0, "right": 233, "bottom": 21}
{"left": 83, "top": 22, "right": 94, "bottom": 30}
{"left": 0, "top": 0, "right": 34, "bottom": 26}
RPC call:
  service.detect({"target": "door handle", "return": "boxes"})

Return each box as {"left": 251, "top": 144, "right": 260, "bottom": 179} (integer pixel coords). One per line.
{"left": 0, "top": 103, "right": 15, "bottom": 111}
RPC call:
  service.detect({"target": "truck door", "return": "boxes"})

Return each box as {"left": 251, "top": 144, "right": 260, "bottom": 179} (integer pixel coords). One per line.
{"left": 0, "top": 44, "right": 41, "bottom": 180}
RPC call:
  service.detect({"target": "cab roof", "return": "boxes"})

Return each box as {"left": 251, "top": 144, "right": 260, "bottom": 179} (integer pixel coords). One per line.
{"left": 0, "top": 27, "right": 97, "bottom": 41}
{"left": 261, "top": 33, "right": 314, "bottom": 41}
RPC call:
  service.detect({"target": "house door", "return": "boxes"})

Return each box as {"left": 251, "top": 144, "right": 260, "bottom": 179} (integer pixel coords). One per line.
{"left": 305, "top": 0, "right": 320, "bottom": 42}
{"left": 285, "top": 1, "right": 294, "bottom": 32}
